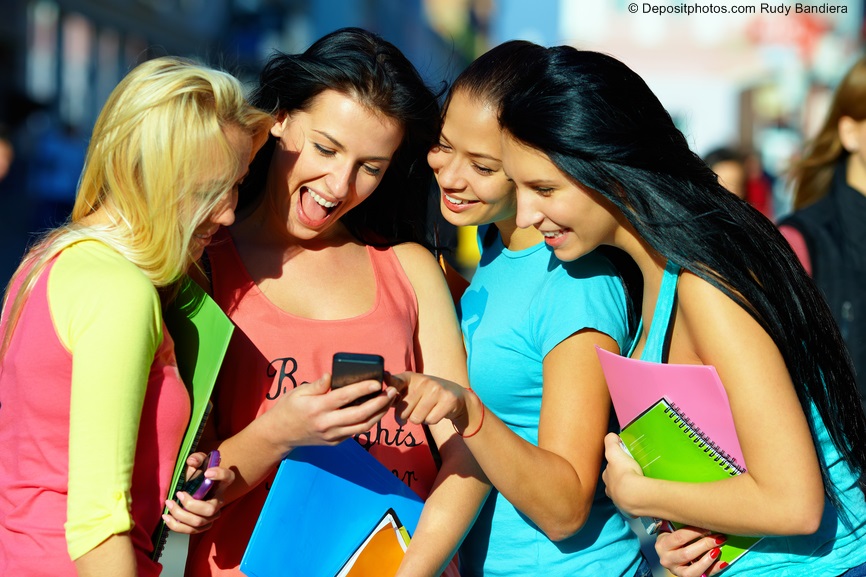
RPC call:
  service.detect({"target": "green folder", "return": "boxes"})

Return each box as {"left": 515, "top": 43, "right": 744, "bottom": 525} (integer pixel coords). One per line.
{"left": 620, "top": 398, "right": 761, "bottom": 569}
{"left": 150, "top": 277, "right": 234, "bottom": 561}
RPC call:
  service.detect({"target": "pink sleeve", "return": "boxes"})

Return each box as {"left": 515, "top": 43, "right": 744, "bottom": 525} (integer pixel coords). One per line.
{"left": 779, "top": 225, "right": 812, "bottom": 276}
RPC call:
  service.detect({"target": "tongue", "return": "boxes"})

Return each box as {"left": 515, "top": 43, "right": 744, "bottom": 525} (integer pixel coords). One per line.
{"left": 301, "top": 189, "right": 330, "bottom": 221}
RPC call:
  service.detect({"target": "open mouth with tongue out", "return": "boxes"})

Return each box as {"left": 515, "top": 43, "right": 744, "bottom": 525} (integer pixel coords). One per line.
{"left": 298, "top": 186, "right": 341, "bottom": 227}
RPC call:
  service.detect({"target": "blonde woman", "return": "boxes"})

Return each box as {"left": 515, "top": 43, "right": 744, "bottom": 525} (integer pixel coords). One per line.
{"left": 0, "top": 56, "right": 272, "bottom": 577}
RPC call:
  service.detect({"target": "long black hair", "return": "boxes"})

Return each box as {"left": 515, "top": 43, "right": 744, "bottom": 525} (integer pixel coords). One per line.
{"left": 445, "top": 40, "right": 642, "bottom": 333}
{"left": 499, "top": 46, "right": 866, "bottom": 504}
{"left": 241, "top": 27, "right": 441, "bottom": 247}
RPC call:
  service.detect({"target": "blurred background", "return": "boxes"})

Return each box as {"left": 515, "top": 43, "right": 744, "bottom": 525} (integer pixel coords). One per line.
{"left": 0, "top": 0, "right": 863, "bottom": 574}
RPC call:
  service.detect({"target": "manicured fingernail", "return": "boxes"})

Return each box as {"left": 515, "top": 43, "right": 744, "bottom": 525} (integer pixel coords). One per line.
{"left": 718, "top": 562, "right": 729, "bottom": 569}
{"left": 710, "top": 547, "right": 721, "bottom": 559}
{"left": 162, "top": 514, "right": 171, "bottom": 524}
{"left": 714, "top": 535, "right": 727, "bottom": 545}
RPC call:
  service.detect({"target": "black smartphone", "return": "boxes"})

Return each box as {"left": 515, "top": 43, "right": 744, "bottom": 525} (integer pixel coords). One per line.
{"left": 181, "top": 450, "right": 221, "bottom": 500}
{"left": 331, "top": 352, "right": 385, "bottom": 406}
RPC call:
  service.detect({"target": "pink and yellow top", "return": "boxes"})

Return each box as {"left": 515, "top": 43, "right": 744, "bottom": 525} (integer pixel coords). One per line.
{"left": 0, "top": 240, "right": 189, "bottom": 576}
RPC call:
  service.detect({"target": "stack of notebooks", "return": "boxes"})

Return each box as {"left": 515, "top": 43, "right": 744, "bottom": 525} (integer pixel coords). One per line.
{"left": 240, "top": 439, "right": 424, "bottom": 577}
{"left": 597, "top": 347, "right": 762, "bottom": 569}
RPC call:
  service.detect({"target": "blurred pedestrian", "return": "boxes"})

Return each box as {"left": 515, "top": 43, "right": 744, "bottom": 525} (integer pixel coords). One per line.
{"left": 779, "top": 55, "right": 866, "bottom": 414}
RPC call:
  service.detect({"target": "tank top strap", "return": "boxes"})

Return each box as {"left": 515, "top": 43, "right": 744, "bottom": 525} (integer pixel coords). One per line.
{"left": 641, "top": 260, "right": 682, "bottom": 362}
{"left": 366, "top": 244, "right": 418, "bottom": 317}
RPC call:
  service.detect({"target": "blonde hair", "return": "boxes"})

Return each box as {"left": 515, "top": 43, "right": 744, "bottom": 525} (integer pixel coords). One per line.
{"left": 789, "top": 56, "right": 866, "bottom": 210}
{"left": 1, "top": 56, "right": 272, "bottom": 358}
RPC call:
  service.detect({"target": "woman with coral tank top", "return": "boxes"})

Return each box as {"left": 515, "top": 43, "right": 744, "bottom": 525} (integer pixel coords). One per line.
{"left": 184, "top": 28, "right": 488, "bottom": 577}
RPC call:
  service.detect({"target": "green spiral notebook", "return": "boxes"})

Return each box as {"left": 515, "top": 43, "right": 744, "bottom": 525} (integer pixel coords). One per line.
{"left": 150, "top": 278, "right": 234, "bottom": 561}
{"left": 620, "top": 398, "right": 761, "bottom": 569}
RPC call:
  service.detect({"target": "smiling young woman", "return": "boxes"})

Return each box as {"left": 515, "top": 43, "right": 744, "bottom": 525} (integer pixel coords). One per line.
{"left": 183, "top": 28, "right": 489, "bottom": 577}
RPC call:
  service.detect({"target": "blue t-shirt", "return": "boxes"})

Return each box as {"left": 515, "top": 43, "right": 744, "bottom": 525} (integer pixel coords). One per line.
{"left": 459, "top": 230, "right": 642, "bottom": 577}
{"left": 641, "top": 262, "right": 866, "bottom": 576}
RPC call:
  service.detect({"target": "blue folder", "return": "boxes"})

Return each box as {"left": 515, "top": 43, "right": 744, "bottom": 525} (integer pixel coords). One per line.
{"left": 240, "top": 439, "right": 424, "bottom": 577}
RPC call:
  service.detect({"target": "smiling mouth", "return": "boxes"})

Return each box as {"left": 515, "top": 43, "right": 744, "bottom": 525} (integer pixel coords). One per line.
{"left": 443, "top": 193, "right": 479, "bottom": 206}
{"left": 540, "top": 229, "right": 566, "bottom": 238}
{"left": 309, "top": 189, "right": 338, "bottom": 209}
{"left": 299, "top": 186, "right": 341, "bottom": 224}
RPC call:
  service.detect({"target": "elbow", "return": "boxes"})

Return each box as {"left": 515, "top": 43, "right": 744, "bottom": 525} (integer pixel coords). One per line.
{"left": 775, "top": 492, "right": 824, "bottom": 536}
{"left": 537, "top": 507, "right": 591, "bottom": 543}
{"left": 791, "top": 498, "right": 824, "bottom": 536}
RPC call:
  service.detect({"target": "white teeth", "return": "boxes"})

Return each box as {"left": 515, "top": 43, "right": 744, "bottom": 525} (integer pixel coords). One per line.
{"left": 308, "top": 189, "right": 338, "bottom": 208}
{"left": 541, "top": 230, "right": 564, "bottom": 238}
{"left": 445, "top": 194, "right": 473, "bottom": 205}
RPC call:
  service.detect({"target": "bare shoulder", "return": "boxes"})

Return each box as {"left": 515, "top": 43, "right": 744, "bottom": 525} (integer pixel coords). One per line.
{"left": 392, "top": 242, "right": 443, "bottom": 285}
{"left": 675, "top": 270, "right": 772, "bottom": 363}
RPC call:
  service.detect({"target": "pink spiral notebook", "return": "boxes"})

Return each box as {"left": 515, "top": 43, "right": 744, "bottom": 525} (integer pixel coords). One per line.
{"left": 596, "top": 346, "right": 745, "bottom": 470}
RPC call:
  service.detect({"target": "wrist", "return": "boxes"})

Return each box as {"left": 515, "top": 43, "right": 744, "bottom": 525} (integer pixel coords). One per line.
{"left": 255, "top": 410, "right": 297, "bottom": 457}
{"left": 453, "top": 388, "right": 485, "bottom": 438}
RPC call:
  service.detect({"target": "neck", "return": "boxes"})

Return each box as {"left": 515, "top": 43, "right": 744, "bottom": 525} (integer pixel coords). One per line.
{"left": 610, "top": 217, "right": 668, "bottom": 325}
{"left": 496, "top": 218, "right": 542, "bottom": 251}
{"left": 846, "top": 153, "right": 866, "bottom": 197}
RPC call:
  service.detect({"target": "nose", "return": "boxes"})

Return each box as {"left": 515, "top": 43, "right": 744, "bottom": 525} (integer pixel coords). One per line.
{"left": 212, "top": 189, "right": 237, "bottom": 227}
{"left": 213, "top": 204, "right": 236, "bottom": 227}
{"left": 430, "top": 150, "right": 466, "bottom": 191}
{"left": 327, "top": 163, "right": 354, "bottom": 199}
{"left": 514, "top": 188, "right": 542, "bottom": 229}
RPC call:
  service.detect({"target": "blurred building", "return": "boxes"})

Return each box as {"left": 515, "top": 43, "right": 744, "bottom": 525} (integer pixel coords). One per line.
{"left": 0, "top": 0, "right": 464, "bottom": 283}
{"left": 484, "top": 0, "right": 865, "bottom": 220}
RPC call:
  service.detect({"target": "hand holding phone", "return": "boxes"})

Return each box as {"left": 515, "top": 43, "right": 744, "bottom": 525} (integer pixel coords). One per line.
{"left": 331, "top": 352, "right": 385, "bottom": 407}
{"left": 181, "top": 450, "right": 221, "bottom": 500}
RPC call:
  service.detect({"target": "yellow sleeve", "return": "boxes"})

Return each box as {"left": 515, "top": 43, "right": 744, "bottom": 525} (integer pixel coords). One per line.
{"left": 48, "top": 241, "right": 163, "bottom": 560}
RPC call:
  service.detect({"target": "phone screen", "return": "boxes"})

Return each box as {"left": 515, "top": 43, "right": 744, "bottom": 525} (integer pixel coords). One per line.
{"left": 331, "top": 352, "right": 384, "bottom": 406}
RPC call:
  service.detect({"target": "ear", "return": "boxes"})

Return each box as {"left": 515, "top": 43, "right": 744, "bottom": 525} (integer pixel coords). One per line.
{"left": 270, "top": 111, "right": 291, "bottom": 138}
{"left": 838, "top": 116, "right": 861, "bottom": 153}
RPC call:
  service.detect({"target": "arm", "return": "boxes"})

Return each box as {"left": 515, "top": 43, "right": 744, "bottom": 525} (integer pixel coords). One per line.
{"left": 469, "top": 330, "right": 617, "bottom": 540}
{"left": 392, "top": 243, "right": 491, "bottom": 577}
{"left": 202, "top": 373, "right": 397, "bottom": 504}
{"left": 73, "top": 534, "right": 138, "bottom": 577}
{"left": 53, "top": 244, "right": 161, "bottom": 576}
{"left": 603, "top": 272, "right": 825, "bottom": 536}
{"left": 394, "top": 332, "right": 618, "bottom": 541}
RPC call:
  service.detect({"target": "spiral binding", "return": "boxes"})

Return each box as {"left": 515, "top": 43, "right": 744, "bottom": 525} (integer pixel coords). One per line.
{"left": 662, "top": 400, "right": 744, "bottom": 476}
{"left": 150, "top": 402, "right": 213, "bottom": 561}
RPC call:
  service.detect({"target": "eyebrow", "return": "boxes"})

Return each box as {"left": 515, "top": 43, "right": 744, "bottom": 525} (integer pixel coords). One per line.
{"left": 439, "top": 132, "right": 501, "bottom": 163}
{"left": 314, "top": 130, "right": 393, "bottom": 162}
{"left": 522, "top": 179, "right": 558, "bottom": 187}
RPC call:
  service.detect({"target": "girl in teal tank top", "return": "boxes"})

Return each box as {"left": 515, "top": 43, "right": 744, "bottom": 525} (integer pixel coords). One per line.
{"left": 497, "top": 46, "right": 866, "bottom": 577}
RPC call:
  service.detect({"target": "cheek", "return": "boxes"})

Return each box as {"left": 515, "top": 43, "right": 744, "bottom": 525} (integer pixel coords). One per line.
{"left": 427, "top": 149, "right": 441, "bottom": 170}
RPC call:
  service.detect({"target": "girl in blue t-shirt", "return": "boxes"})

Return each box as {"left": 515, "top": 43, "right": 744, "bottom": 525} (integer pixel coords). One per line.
{"left": 496, "top": 45, "right": 866, "bottom": 577}
{"left": 391, "top": 41, "right": 650, "bottom": 577}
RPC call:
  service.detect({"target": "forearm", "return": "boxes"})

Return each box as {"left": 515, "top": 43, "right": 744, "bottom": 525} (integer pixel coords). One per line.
{"left": 73, "top": 534, "right": 137, "bottom": 577}
{"left": 462, "top": 400, "right": 595, "bottom": 540}
{"left": 399, "top": 425, "right": 490, "bottom": 576}
{"left": 212, "top": 414, "right": 293, "bottom": 504}
{"left": 623, "top": 471, "right": 824, "bottom": 536}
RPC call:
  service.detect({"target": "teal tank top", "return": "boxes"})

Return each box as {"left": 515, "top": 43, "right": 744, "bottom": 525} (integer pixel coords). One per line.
{"left": 635, "top": 261, "right": 866, "bottom": 576}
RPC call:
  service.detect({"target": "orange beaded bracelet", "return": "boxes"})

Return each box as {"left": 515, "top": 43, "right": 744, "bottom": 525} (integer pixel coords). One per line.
{"left": 455, "top": 388, "right": 485, "bottom": 438}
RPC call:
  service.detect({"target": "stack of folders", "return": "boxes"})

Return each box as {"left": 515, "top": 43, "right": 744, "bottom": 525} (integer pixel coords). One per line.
{"left": 596, "top": 347, "right": 762, "bottom": 570}
{"left": 335, "top": 509, "right": 411, "bottom": 577}
{"left": 240, "top": 439, "right": 424, "bottom": 577}
{"left": 619, "top": 398, "right": 761, "bottom": 567}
